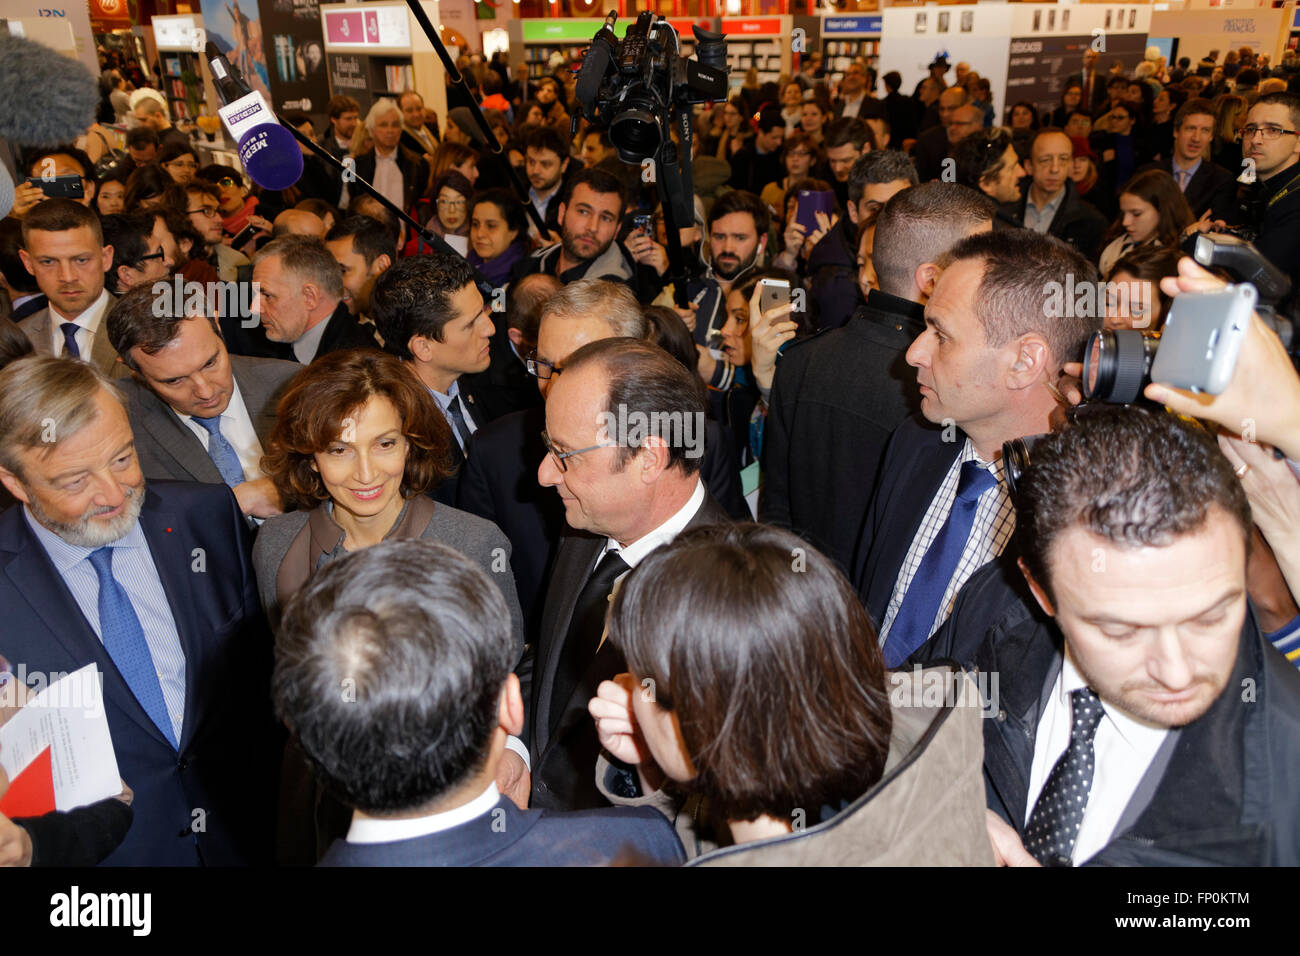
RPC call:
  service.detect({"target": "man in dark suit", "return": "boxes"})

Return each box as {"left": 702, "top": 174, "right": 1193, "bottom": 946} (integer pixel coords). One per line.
{"left": 502, "top": 338, "right": 729, "bottom": 813}
{"left": 727, "top": 107, "right": 786, "bottom": 195}
{"left": 273, "top": 538, "right": 683, "bottom": 867}
{"left": 105, "top": 285, "right": 300, "bottom": 519}
{"left": 369, "top": 253, "right": 495, "bottom": 507}
{"left": 16, "top": 199, "right": 122, "bottom": 378}
{"left": 1141, "top": 98, "right": 1239, "bottom": 222}
{"left": 763, "top": 182, "right": 993, "bottom": 574}
{"left": 917, "top": 407, "right": 1300, "bottom": 866}
{"left": 0, "top": 356, "right": 277, "bottom": 866}
{"left": 458, "top": 273, "right": 551, "bottom": 426}
{"left": 999, "top": 130, "right": 1108, "bottom": 261}
{"left": 0, "top": 218, "right": 46, "bottom": 321}
{"left": 910, "top": 87, "right": 970, "bottom": 183}
{"left": 251, "top": 234, "right": 380, "bottom": 364}
{"left": 852, "top": 230, "right": 1100, "bottom": 668}
{"left": 1070, "top": 49, "right": 1110, "bottom": 116}
{"left": 398, "top": 90, "right": 440, "bottom": 161}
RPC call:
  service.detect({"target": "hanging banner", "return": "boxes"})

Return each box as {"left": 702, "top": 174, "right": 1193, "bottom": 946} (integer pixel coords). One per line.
{"left": 256, "top": 0, "right": 329, "bottom": 116}
{"left": 198, "top": 0, "right": 273, "bottom": 99}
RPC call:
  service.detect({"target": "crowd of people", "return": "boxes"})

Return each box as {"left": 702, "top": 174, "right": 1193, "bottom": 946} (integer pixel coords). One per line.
{"left": 1, "top": 38, "right": 1299, "bottom": 869}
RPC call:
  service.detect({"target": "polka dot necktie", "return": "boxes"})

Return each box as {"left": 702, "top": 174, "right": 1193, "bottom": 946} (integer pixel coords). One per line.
{"left": 1024, "top": 687, "right": 1105, "bottom": 866}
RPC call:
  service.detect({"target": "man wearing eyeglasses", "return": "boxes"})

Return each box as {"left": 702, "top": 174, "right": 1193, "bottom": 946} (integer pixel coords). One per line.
{"left": 100, "top": 211, "right": 177, "bottom": 296}
{"left": 8, "top": 146, "right": 96, "bottom": 220}
{"left": 1237, "top": 92, "right": 1300, "bottom": 300}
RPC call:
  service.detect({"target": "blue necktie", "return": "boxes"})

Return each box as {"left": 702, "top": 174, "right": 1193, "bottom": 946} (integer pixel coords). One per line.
{"left": 884, "top": 460, "right": 999, "bottom": 666}
{"left": 60, "top": 322, "right": 82, "bottom": 359}
{"left": 446, "top": 394, "right": 472, "bottom": 452}
{"left": 87, "top": 547, "right": 178, "bottom": 748}
{"left": 193, "top": 415, "right": 246, "bottom": 487}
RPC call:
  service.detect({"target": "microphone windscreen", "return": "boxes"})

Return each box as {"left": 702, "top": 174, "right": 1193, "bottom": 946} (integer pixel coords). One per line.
{"left": 0, "top": 162, "right": 12, "bottom": 219}
{"left": 238, "top": 123, "right": 304, "bottom": 192}
{"left": 0, "top": 33, "right": 98, "bottom": 147}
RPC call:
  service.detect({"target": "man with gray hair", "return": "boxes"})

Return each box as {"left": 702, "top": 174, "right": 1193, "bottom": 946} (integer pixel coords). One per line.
{"left": 251, "top": 234, "right": 379, "bottom": 364}
{"left": 762, "top": 182, "right": 995, "bottom": 574}
{"left": 0, "top": 355, "right": 276, "bottom": 865}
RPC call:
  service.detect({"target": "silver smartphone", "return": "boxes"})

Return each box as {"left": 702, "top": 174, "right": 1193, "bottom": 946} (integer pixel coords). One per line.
{"left": 758, "top": 277, "right": 791, "bottom": 319}
{"left": 1150, "top": 284, "right": 1257, "bottom": 395}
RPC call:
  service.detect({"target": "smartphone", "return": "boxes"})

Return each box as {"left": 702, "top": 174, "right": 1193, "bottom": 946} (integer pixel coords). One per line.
{"left": 1150, "top": 284, "right": 1257, "bottom": 395}
{"left": 758, "top": 277, "right": 791, "bottom": 318}
{"left": 691, "top": 281, "right": 723, "bottom": 349}
{"left": 27, "top": 174, "right": 84, "bottom": 199}
{"left": 632, "top": 213, "right": 653, "bottom": 234}
{"left": 231, "top": 224, "right": 260, "bottom": 248}
{"left": 794, "top": 189, "right": 835, "bottom": 235}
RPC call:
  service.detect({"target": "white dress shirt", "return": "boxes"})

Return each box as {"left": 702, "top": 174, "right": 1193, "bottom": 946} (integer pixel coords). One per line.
{"left": 430, "top": 380, "right": 478, "bottom": 453}
{"left": 346, "top": 783, "right": 500, "bottom": 844}
{"left": 597, "top": 478, "right": 706, "bottom": 572}
{"left": 371, "top": 145, "right": 405, "bottom": 212}
{"left": 878, "top": 438, "right": 1015, "bottom": 646}
{"left": 1026, "top": 653, "right": 1170, "bottom": 865}
{"left": 24, "top": 508, "right": 187, "bottom": 744}
{"left": 49, "top": 288, "right": 111, "bottom": 358}
{"left": 181, "top": 379, "right": 265, "bottom": 481}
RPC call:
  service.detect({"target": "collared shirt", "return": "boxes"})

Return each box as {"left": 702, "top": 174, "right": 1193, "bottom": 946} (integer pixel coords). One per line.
{"left": 181, "top": 378, "right": 264, "bottom": 481}
{"left": 528, "top": 184, "right": 560, "bottom": 223}
{"left": 23, "top": 508, "right": 187, "bottom": 743}
{"left": 292, "top": 314, "right": 332, "bottom": 364}
{"left": 429, "top": 379, "right": 477, "bottom": 453}
{"left": 597, "top": 479, "right": 706, "bottom": 571}
{"left": 49, "top": 288, "right": 111, "bottom": 358}
{"left": 840, "top": 94, "right": 865, "bottom": 119}
{"left": 372, "top": 146, "right": 405, "bottom": 212}
{"left": 346, "top": 783, "right": 500, "bottom": 844}
{"left": 878, "top": 438, "right": 1015, "bottom": 645}
{"left": 1024, "top": 187, "right": 1065, "bottom": 234}
{"left": 1027, "top": 653, "right": 1170, "bottom": 864}
{"left": 1171, "top": 156, "right": 1202, "bottom": 191}
{"left": 406, "top": 123, "right": 436, "bottom": 155}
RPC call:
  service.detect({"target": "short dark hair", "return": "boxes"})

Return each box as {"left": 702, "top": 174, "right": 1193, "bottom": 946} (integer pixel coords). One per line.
{"left": 326, "top": 215, "right": 397, "bottom": 269}
{"left": 21, "top": 197, "right": 102, "bottom": 247}
{"left": 126, "top": 126, "right": 159, "bottom": 150}
{"left": 823, "top": 116, "right": 875, "bottom": 152}
{"left": 560, "top": 166, "right": 627, "bottom": 216}
{"left": 505, "top": 273, "right": 561, "bottom": 341}
{"left": 1254, "top": 91, "right": 1300, "bottom": 130}
{"left": 847, "top": 149, "right": 918, "bottom": 205}
{"left": 609, "top": 523, "right": 892, "bottom": 824}
{"left": 706, "top": 189, "right": 771, "bottom": 238}
{"left": 944, "top": 228, "right": 1100, "bottom": 371}
{"left": 263, "top": 349, "right": 453, "bottom": 509}
{"left": 345, "top": 193, "right": 400, "bottom": 240}
{"left": 156, "top": 141, "right": 198, "bottom": 168}
{"left": 100, "top": 212, "right": 156, "bottom": 293}
{"left": 106, "top": 283, "right": 222, "bottom": 371}
{"left": 0, "top": 219, "right": 39, "bottom": 295}
{"left": 124, "top": 164, "right": 183, "bottom": 211}
{"left": 756, "top": 105, "right": 785, "bottom": 135}
{"left": 327, "top": 94, "right": 361, "bottom": 120}
{"left": 1017, "top": 405, "right": 1252, "bottom": 604}
{"left": 883, "top": 70, "right": 902, "bottom": 93}
{"left": 951, "top": 128, "right": 1015, "bottom": 192}
{"left": 274, "top": 539, "right": 515, "bottom": 814}
{"left": 369, "top": 252, "right": 479, "bottom": 358}
{"left": 471, "top": 188, "right": 527, "bottom": 240}
{"left": 522, "top": 124, "right": 568, "bottom": 162}
{"left": 873, "top": 183, "right": 993, "bottom": 299}
{"left": 24, "top": 145, "right": 93, "bottom": 181}
{"left": 295, "top": 198, "right": 340, "bottom": 227}
{"left": 560, "top": 337, "right": 705, "bottom": 475}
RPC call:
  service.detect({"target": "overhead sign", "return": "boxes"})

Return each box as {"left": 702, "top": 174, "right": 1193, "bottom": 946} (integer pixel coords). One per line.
{"left": 152, "top": 15, "right": 200, "bottom": 51}
{"left": 823, "top": 16, "right": 882, "bottom": 36}
{"left": 720, "top": 17, "right": 782, "bottom": 37}
{"left": 322, "top": 5, "right": 410, "bottom": 50}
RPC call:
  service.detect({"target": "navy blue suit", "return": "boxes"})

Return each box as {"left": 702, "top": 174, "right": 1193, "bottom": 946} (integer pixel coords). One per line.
{"left": 317, "top": 795, "right": 685, "bottom": 866}
{"left": 0, "top": 481, "right": 278, "bottom": 866}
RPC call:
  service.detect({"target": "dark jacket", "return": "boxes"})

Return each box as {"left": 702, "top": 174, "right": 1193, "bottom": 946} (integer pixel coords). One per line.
{"left": 727, "top": 143, "right": 784, "bottom": 196}
{"left": 804, "top": 213, "right": 864, "bottom": 331}
{"left": 318, "top": 794, "right": 684, "bottom": 866}
{"left": 760, "top": 291, "right": 925, "bottom": 574}
{"left": 1140, "top": 156, "right": 1240, "bottom": 223}
{"left": 351, "top": 145, "right": 429, "bottom": 214}
{"left": 296, "top": 301, "right": 383, "bottom": 364}
{"left": 510, "top": 239, "right": 637, "bottom": 292}
{"left": 1241, "top": 161, "right": 1300, "bottom": 312}
{"left": 998, "top": 179, "right": 1109, "bottom": 261}
{"left": 917, "top": 559, "right": 1300, "bottom": 865}
{"left": 909, "top": 124, "right": 951, "bottom": 183}
{"left": 458, "top": 305, "right": 543, "bottom": 426}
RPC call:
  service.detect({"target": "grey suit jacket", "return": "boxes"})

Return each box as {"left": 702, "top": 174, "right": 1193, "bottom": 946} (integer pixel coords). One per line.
{"left": 120, "top": 355, "right": 302, "bottom": 485}
{"left": 19, "top": 296, "right": 125, "bottom": 378}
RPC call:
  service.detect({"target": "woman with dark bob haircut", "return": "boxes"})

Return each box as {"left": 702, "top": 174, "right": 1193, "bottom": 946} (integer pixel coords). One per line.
{"left": 591, "top": 523, "right": 994, "bottom": 864}
{"left": 252, "top": 348, "right": 524, "bottom": 644}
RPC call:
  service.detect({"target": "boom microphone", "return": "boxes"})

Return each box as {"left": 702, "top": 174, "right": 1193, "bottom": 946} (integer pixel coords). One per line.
{"left": 0, "top": 33, "right": 99, "bottom": 148}
{"left": 206, "top": 43, "right": 303, "bottom": 191}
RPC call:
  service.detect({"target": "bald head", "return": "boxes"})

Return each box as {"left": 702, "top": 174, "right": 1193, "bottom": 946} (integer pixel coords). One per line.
{"left": 273, "top": 209, "right": 327, "bottom": 238}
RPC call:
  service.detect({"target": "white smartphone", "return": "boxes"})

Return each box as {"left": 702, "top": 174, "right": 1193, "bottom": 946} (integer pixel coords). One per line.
{"left": 1150, "top": 284, "right": 1257, "bottom": 395}
{"left": 758, "top": 277, "right": 791, "bottom": 318}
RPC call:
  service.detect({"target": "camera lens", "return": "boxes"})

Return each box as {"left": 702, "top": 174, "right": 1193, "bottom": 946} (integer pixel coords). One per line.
{"left": 610, "top": 107, "right": 661, "bottom": 160}
{"left": 1001, "top": 433, "right": 1046, "bottom": 504}
{"left": 692, "top": 26, "right": 728, "bottom": 70}
{"left": 1081, "top": 329, "right": 1160, "bottom": 404}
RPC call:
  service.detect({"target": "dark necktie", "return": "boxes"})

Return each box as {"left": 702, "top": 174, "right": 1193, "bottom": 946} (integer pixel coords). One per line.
{"left": 446, "top": 394, "right": 472, "bottom": 452}
{"left": 550, "top": 549, "right": 630, "bottom": 736}
{"left": 883, "top": 460, "right": 998, "bottom": 666}
{"left": 87, "top": 547, "right": 178, "bottom": 748}
{"left": 60, "top": 322, "right": 82, "bottom": 359}
{"left": 193, "top": 415, "right": 247, "bottom": 487}
{"left": 1024, "top": 687, "right": 1105, "bottom": 866}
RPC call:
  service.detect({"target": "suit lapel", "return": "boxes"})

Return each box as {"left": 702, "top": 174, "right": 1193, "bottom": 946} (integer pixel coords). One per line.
{"left": 138, "top": 391, "right": 223, "bottom": 483}
{"left": 22, "top": 309, "right": 54, "bottom": 356}
{"left": 0, "top": 510, "right": 173, "bottom": 748}
{"left": 90, "top": 304, "right": 120, "bottom": 377}
{"left": 230, "top": 360, "right": 281, "bottom": 445}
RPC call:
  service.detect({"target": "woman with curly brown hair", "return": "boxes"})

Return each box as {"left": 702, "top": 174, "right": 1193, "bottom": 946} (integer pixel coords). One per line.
{"left": 251, "top": 347, "right": 523, "bottom": 643}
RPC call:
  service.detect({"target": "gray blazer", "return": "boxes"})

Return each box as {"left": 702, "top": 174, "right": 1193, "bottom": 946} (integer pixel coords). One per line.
{"left": 19, "top": 296, "right": 126, "bottom": 378}
{"left": 252, "top": 500, "right": 526, "bottom": 649}
{"left": 120, "top": 355, "right": 301, "bottom": 484}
